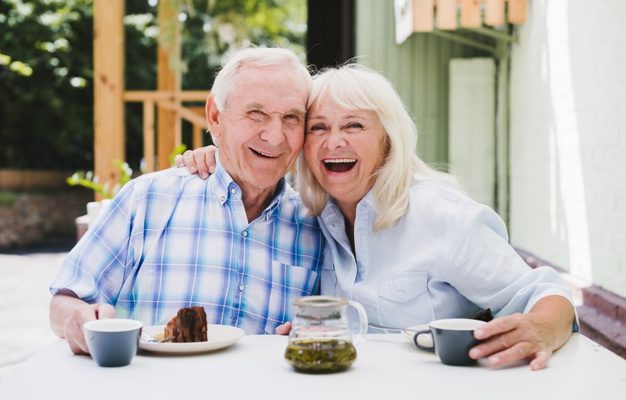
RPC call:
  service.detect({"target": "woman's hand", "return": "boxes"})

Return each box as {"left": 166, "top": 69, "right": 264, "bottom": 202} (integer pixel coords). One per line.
{"left": 468, "top": 295, "right": 575, "bottom": 370}
{"left": 275, "top": 322, "right": 292, "bottom": 335}
{"left": 174, "top": 145, "right": 218, "bottom": 179}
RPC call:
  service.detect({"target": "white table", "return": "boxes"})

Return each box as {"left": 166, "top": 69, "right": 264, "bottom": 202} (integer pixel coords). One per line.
{"left": 1, "top": 334, "right": 625, "bottom": 400}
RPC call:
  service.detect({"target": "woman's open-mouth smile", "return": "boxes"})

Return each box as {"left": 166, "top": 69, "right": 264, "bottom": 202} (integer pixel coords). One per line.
{"left": 323, "top": 158, "right": 357, "bottom": 173}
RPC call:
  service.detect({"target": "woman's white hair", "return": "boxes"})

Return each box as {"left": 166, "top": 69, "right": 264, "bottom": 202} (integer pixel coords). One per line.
{"left": 211, "top": 47, "right": 311, "bottom": 112}
{"left": 297, "top": 64, "right": 456, "bottom": 231}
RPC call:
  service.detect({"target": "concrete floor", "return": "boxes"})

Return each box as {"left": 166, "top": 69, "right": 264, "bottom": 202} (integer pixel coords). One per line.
{"left": 0, "top": 249, "right": 65, "bottom": 379}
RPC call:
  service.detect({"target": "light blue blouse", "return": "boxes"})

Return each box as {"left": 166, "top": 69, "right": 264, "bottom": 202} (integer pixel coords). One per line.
{"left": 318, "top": 180, "right": 577, "bottom": 331}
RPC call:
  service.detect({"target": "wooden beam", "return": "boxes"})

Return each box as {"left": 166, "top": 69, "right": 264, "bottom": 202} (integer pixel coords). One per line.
{"left": 413, "top": 0, "right": 434, "bottom": 32}
{"left": 142, "top": 101, "right": 155, "bottom": 172}
{"left": 436, "top": 0, "right": 457, "bottom": 30}
{"left": 508, "top": 0, "right": 527, "bottom": 24}
{"left": 124, "top": 90, "right": 209, "bottom": 102}
{"left": 460, "top": 0, "right": 481, "bottom": 28}
{"left": 93, "top": 0, "right": 124, "bottom": 200}
{"left": 484, "top": 0, "right": 505, "bottom": 26}
{"left": 157, "top": 0, "right": 181, "bottom": 169}
{"left": 158, "top": 101, "right": 208, "bottom": 129}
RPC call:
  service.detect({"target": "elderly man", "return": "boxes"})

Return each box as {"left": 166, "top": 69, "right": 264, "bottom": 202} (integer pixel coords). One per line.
{"left": 49, "top": 47, "right": 324, "bottom": 355}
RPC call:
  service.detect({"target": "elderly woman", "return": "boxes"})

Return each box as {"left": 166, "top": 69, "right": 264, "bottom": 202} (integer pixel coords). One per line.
{"left": 179, "top": 64, "right": 576, "bottom": 370}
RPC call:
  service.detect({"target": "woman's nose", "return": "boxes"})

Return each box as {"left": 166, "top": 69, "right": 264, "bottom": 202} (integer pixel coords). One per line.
{"left": 325, "top": 128, "right": 346, "bottom": 149}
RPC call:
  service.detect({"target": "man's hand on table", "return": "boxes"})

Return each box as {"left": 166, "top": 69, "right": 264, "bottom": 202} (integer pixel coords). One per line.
{"left": 50, "top": 295, "right": 115, "bottom": 355}
{"left": 64, "top": 303, "right": 115, "bottom": 355}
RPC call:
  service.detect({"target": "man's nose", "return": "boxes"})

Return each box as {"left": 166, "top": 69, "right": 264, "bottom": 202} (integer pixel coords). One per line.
{"left": 259, "top": 116, "right": 285, "bottom": 145}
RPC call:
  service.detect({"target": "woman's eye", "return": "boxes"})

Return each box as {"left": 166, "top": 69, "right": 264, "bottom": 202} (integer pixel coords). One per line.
{"left": 283, "top": 114, "right": 302, "bottom": 126}
{"left": 344, "top": 122, "right": 364, "bottom": 131}
{"left": 308, "top": 124, "right": 327, "bottom": 134}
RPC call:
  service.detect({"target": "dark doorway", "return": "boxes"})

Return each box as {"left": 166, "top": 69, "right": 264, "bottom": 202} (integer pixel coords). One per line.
{"left": 306, "top": 0, "right": 355, "bottom": 70}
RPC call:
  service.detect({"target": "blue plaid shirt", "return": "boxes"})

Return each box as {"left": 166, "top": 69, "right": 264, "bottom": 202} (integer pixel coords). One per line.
{"left": 51, "top": 160, "right": 324, "bottom": 334}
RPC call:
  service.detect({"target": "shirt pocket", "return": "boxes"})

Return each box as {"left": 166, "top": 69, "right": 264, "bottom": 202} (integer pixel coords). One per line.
{"left": 377, "top": 271, "right": 434, "bottom": 328}
{"left": 264, "top": 261, "right": 319, "bottom": 334}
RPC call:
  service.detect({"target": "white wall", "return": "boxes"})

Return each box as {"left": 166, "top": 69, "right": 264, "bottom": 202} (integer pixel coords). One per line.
{"left": 509, "top": 0, "right": 626, "bottom": 296}
{"left": 449, "top": 58, "right": 496, "bottom": 209}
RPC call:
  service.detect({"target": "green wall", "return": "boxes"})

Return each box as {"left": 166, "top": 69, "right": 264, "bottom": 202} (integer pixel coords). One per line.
{"left": 355, "top": 0, "right": 488, "bottom": 164}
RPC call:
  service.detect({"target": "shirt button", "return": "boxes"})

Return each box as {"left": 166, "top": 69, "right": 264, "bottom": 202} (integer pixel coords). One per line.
{"left": 230, "top": 188, "right": 236, "bottom": 194}
{"left": 220, "top": 196, "right": 225, "bottom": 202}
{"left": 242, "top": 230, "right": 248, "bottom": 237}
{"left": 398, "top": 289, "right": 405, "bottom": 299}
{"left": 238, "top": 284, "right": 245, "bottom": 292}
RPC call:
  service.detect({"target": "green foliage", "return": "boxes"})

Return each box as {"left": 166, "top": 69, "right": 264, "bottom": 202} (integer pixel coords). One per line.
{"left": 66, "top": 144, "right": 187, "bottom": 198}
{"left": 168, "top": 143, "right": 188, "bottom": 167}
{"left": 66, "top": 160, "right": 133, "bottom": 199}
{"left": 1, "top": 0, "right": 306, "bottom": 172}
{"left": 0, "top": 191, "right": 18, "bottom": 207}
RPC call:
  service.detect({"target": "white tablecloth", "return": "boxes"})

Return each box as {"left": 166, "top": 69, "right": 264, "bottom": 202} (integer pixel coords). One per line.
{"left": 1, "top": 334, "right": 625, "bottom": 400}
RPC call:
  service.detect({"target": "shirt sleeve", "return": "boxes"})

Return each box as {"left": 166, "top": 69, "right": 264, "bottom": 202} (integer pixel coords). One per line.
{"left": 49, "top": 181, "right": 138, "bottom": 305}
{"left": 444, "top": 200, "right": 579, "bottom": 330}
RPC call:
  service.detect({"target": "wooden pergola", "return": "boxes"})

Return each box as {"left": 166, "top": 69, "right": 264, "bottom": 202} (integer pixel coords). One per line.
{"left": 93, "top": 0, "right": 208, "bottom": 193}
{"left": 92, "top": 0, "right": 526, "bottom": 192}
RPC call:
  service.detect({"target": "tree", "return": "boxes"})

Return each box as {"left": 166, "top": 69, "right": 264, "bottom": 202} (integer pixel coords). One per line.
{"left": 0, "top": 0, "right": 306, "bottom": 171}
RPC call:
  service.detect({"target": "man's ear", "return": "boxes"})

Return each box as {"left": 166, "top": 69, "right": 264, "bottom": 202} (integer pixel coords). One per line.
{"left": 206, "top": 95, "right": 222, "bottom": 142}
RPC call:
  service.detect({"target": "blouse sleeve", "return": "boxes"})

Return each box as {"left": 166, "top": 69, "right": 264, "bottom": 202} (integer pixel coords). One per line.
{"left": 444, "top": 200, "right": 578, "bottom": 329}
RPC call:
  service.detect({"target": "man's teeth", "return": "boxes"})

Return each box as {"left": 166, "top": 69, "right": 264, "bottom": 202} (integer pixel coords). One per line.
{"left": 254, "top": 149, "right": 279, "bottom": 158}
{"left": 323, "top": 159, "right": 356, "bottom": 164}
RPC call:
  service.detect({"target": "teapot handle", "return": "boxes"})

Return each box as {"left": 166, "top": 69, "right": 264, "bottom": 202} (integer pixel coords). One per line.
{"left": 348, "top": 300, "right": 368, "bottom": 346}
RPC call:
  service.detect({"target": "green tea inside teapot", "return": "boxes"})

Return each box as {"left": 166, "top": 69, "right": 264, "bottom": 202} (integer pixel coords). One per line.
{"left": 284, "top": 296, "right": 367, "bottom": 373}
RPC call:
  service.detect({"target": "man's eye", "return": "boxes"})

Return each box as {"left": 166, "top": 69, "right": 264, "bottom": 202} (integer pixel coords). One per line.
{"left": 282, "top": 114, "right": 302, "bottom": 125}
{"left": 247, "top": 110, "right": 266, "bottom": 121}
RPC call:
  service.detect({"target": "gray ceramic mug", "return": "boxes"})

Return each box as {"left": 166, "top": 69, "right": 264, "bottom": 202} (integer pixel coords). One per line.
{"left": 83, "top": 319, "right": 143, "bottom": 367}
{"left": 413, "top": 318, "right": 486, "bottom": 366}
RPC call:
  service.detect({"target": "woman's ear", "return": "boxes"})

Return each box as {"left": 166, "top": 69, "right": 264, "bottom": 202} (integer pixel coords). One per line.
{"left": 205, "top": 95, "right": 222, "bottom": 142}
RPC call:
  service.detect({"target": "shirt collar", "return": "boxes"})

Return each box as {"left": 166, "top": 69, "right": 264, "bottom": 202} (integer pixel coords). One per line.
{"left": 212, "top": 151, "right": 287, "bottom": 219}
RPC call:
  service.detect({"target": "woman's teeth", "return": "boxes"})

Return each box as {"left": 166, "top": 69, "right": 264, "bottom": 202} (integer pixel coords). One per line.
{"left": 323, "top": 159, "right": 357, "bottom": 172}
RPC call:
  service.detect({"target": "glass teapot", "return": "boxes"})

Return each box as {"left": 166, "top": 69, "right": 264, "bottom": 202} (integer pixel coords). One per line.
{"left": 284, "top": 295, "right": 368, "bottom": 373}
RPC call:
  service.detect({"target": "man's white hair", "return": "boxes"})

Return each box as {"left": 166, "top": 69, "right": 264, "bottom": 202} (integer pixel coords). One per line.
{"left": 211, "top": 47, "right": 312, "bottom": 112}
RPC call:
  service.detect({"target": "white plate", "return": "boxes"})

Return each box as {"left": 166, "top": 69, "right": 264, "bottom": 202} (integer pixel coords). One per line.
{"left": 140, "top": 324, "right": 245, "bottom": 354}
{"left": 401, "top": 324, "right": 433, "bottom": 349}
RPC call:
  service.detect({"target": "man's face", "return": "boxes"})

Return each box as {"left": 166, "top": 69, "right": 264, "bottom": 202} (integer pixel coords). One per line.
{"left": 210, "top": 65, "right": 308, "bottom": 195}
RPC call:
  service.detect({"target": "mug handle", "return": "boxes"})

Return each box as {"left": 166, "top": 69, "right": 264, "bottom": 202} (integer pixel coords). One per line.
{"left": 413, "top": 329, "right": 435, "bottom": 352}
{"left": 348, "top": 300, "right": 369, "bottom": 346}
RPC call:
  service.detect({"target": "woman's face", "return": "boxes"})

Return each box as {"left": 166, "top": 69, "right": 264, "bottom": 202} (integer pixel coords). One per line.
{"left": 304, "top": 98, "right": 387, "bottom": 207}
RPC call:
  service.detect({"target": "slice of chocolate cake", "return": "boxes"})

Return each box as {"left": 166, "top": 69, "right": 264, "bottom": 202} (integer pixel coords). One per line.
{"left": 164, "top": 306, "right": 208, "bottom": 342}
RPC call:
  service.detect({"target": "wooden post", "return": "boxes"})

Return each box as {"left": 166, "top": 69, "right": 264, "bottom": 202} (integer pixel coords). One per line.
{"left": 157, "top": 0, "right": 181, "bottom": 169}
{"left": 191, "top": 106, "right": 206, "bottom": 150}
{"left": 413, "top": 0, "right": 434, "bottom": 32}
{"left": 485, "top": 0, "right": 505, "bottom": 26}
{"left": 93, "top": 0, "right": 124, "bottom": 200}
{"left": 436, "top": 0, "right": 457, "bottom": 30}
{"left": 508, "top": 0, "right": 527, "bottom": 24}
{"left": 143, "top": 101, "right": 155, "bottom": 172}
{"left": 460, "top": 0, "right": 481, "bottom": 28}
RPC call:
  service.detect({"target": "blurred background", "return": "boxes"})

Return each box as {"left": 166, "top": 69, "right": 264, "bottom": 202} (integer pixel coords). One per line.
{"left": 0, "top": 0, "right": 624, "bottom": 374}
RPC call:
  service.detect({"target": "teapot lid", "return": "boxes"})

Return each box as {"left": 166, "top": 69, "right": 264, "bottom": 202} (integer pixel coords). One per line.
{"left": 293, "top": 295, "right": 348, "bottom": 308}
